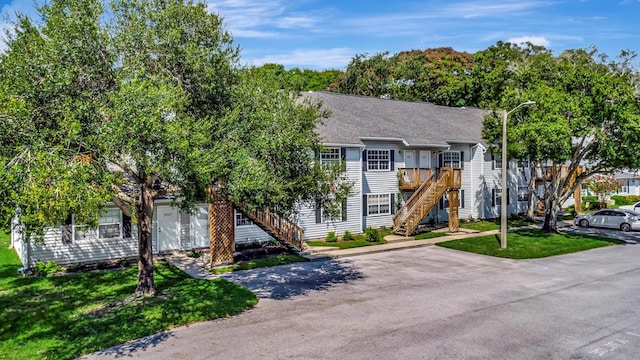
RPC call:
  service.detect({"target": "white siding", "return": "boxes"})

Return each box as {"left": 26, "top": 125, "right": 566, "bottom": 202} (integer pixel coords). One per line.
{"left": 362, "top": 145, "right": 401, "bottom": 229}
{"left": 27, "top": 225, "right": 139, "bottom": 267}
{"left": 234, "top": 209, "right": 272, "bottom": 244}
{"left": 300, "top": 147, "right": 362, "bottom": 240}
{"left": 480, "top": 153, "right": 520, "bottom": 219}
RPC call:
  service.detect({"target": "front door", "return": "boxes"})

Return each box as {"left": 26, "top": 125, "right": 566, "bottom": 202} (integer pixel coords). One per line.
{"left": 404, "top": 150, "right": 416, "bottom": 168}
{"left": 419, "top": 150, "right": 431, "bottom": 168}
{"left": 157, "top": 206, "right": 180, "bottom": 252}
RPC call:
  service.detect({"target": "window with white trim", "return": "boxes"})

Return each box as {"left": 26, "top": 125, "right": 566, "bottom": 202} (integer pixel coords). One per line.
{"left": 517, "top": 187, "right": 530, "bottom": 202}
{"left": 98, "top": 209, "right": 121, "bottom": 239}
{"left": 320, "top": 147, "right": 341, "bottom": 165}
{"left": 235, "top": 211, "right": 253, "bottom": 227}
{"left": 517, "top": 159, "right": 530, "bottom": 169}
{"left": 367, "top": 194, "right": 391, "bottom": 216}
{"left": 442, "top": 151, "right": 461, "bottom": 169}
{"left": 440, "top": 190, "right": 465, "bottom": 209}
{"left": 367, "top": 150, "right": 390, "bottom": 171}
{"left": 493, "top": 188, "right": 511, "bottom": 206}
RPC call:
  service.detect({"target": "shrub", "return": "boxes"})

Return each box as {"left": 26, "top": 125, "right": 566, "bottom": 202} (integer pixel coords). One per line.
{"left": 325, "top": 231, "right": 338, "bottom": 242}
{"left": 342, "top": 230, "right": 355, "bottom": 241}
{"left": 34, "top": 260, "right": 63, "bottom": 276}
{"left": 187, "top": 250, "right": 204, "bottom": 258}
{"left": 509, "top": 212, "right": 520, "bottom": 221}
{"left": 426, "top": 216, "right": 436, "bottom": 227}
{"left": 611, "top": 195, "right": 639, "bottom": 206}
{"left": 365, "top": 227, "right": 379, "bottom": 242}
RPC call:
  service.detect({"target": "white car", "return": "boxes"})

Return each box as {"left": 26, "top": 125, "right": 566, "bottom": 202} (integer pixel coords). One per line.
{"left": 574, "top": 209, "right": 640, "bottom": 232}
{"left": 619, "top": 202, "right": 640, "bottom": 212}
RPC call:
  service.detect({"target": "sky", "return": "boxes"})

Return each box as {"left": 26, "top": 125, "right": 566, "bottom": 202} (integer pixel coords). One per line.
{"left": 1, "top": 0, "right": 639, "bottom": 70}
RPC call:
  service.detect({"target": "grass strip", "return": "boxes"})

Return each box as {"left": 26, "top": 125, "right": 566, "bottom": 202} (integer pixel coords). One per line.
{"left": 436, "top": 228, "right": 622, "bottom": 259}
{"left": 414, "top": 232, "right": 449, "bottom": 240}
{"left": 210, "top": 254, "right": 307, "bottom": 274}
{"left": 306, "top": 239, "right": 386, "bottom": 249}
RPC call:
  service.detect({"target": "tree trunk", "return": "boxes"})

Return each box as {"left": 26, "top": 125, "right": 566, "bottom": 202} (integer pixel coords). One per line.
{"left": 524, "top": 163, "right": 538, "bottom": 222}
{"left": 135, "top": 183, "right": 157, "bottom": 297}
{"left": 541, "top": 202, "right": 560, "bottom": 233}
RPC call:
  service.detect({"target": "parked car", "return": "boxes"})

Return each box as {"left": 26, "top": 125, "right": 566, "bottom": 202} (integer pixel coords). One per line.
{"left": 574, "top": 209, "right": 640, "bottom": 232}
{"left": 619, "top": 202, "right": 640, "bottom": 212}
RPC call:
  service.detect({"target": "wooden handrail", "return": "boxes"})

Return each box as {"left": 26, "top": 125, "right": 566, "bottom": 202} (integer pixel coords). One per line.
{"left": 238, "top": 205, "right": 305, "bottom": 250}
{"left": 393, "top": 168, "right": 456, "bottom": 236}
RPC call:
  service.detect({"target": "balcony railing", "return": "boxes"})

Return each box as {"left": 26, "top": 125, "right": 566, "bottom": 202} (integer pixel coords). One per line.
{"left": 398, "top": 168, "right": 434, "bottom": 190}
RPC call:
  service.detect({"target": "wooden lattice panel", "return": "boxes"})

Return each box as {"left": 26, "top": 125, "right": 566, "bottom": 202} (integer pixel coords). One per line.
{"left": 209, "top": 200, "right": 235, "bottom": 266}
{"left": 448, "top": 190, "right": 460, "bottom": 233}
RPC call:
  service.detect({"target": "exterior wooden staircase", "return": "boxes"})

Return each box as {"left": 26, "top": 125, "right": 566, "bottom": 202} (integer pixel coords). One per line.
{"left": 393, "top": 168, "right": 462, "bottom": 236}
{"left": 239, "top": 207, "right": 306, "bottom": 251}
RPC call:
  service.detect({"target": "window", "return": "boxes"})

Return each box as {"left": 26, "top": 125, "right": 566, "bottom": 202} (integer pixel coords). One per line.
{"left": 517, "top": 187, "right": 530, "bottom": 202}
{"left": 493, "top": 154, "right": 502, "bottom": 169}
{"left": 320, "top": 147, "right": 341, "bottom": 165}
{"left": 492, "top": 188, "right": 510, "bottom": 207}
{"left": 235, "top": 211, "right": 253, "bottom": 226}
{"left": 517, "top": 159, "right": 530, "bottom": 169}
{"left": 367, "top": 150, "right": 391, "bottom": 171}
{"left": 315, "top": 200, "right": 348, "bottom": 223}
{"left": 98, "top": 209, "right": 121, "bottom": 239}
{"left": 440, "top": 190, "right": 465, "bottom": 209}
{"left": 442, "top": 151, "right": 461, "bottom": 169}
{"left": 367, "top": 194, "right": 391, "bottom": 216}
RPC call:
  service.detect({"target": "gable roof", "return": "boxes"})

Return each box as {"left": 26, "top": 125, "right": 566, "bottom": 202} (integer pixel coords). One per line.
{"left": 305, "top": 91, "right": 486, "bottom": 147}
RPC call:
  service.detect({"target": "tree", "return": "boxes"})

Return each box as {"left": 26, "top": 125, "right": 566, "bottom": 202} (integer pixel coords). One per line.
{"left": 478, "top": 42, "right": 640, "bottom": 232}
{"left": 248, "top": 64, "right": 343, "bottom": 91}
{"left": 583, "top": 174, "right": 620, "bottom": 208}
{"left": 0, "top": 0, "right": 344, "bottom": 297}
{"left": 332, "top": 47, "right": 475, "bottom": 107}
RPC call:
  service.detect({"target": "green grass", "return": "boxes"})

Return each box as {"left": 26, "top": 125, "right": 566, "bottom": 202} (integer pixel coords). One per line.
{"left": 210, "top": 254, "right": 307, "bottom": 274}
{"left": 414, "top": 231, "right": 449, "bottom": 240}
{"left": 459, "top": 218, "right": 538, "bottom": 232}
{"left": 306, "top": 239, "right": 386, "bottom": 249}
{"left": 0, "top": 231, "right": 258, "bottom": 360}
{"left": 436, "top": 228, "right": 622, "bottom": 259}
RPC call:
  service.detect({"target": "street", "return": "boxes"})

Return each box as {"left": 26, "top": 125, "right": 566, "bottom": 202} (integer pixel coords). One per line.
{"left": 83, "top": 238, "right": 640, "bottom": 359}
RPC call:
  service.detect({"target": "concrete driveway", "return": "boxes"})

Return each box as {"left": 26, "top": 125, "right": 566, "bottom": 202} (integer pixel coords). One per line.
{"left": 83, "top": 242, "right": 640, "bottom": 360}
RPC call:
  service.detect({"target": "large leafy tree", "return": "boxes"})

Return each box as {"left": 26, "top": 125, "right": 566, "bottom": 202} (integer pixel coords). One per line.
{"left": 0, "top": 0, "right": 342, "bottom": 296}
{"left": 248, "top": 64, "right": 343, "bottom": 91}
{"left": 478, "top": 42, "right": 640, "bottom": 231}
{"left": 332, "top": 47, "right": 475, "bottom": 107}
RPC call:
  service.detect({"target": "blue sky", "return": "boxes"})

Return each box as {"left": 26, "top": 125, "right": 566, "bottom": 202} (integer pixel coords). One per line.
{"left": 2, "top": 0, "right": 639, "bottom": 70}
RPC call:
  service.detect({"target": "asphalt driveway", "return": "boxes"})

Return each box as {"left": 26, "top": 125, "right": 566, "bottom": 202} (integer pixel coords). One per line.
{"left": 83, "top": 241, "right": 640, "bottom": 360}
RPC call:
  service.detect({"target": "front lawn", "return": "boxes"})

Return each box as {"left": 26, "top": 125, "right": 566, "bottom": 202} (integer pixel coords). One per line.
{"left": 460, "top": 218, "right": 538, "bottom": 232}
{"left": 0, "top": 231, "right": 258, "bottom": 360}
{"left": 437, "top": 229, "right": 622, "bottom": 259}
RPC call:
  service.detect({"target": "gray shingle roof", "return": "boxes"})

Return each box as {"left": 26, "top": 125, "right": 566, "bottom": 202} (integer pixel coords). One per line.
{"left": 304, "top": 91, "right": 486, "bottom": 147}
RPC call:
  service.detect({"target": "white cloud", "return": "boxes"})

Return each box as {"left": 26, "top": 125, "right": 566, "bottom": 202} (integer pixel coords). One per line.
{"left": 507, "top": 36, "right": 550, "bottom": 47}
{"left": 243, "top": 48, "right": 355, "bottom": 69}
{"left": 442, "top": 0, "right": 553, "bottom": 19}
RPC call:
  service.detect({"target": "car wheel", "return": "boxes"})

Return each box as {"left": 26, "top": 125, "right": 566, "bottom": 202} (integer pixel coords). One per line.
{"left": 621, "top": 223, "right": 632, "bottom": 232}
{"left": 579, "top": 219, "right": 589, "bottom": 228}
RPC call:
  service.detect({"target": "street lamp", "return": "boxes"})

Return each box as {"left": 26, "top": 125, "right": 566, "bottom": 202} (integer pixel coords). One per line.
{"left": 501, "top": 100, "right": 535, "bottom": 249}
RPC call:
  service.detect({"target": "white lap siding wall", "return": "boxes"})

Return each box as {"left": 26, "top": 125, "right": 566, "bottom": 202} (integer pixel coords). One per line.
{"left": 15, "top": 202, "right": 271, "bottom": 268}
{"left": 481, "top": 152, "right": 521, "bottom": 219}
{"left": 299, "top": 147, "right": 362, "bottom": 240}
{"left": 362, "top": 144, "right": 401, "bottom": 229}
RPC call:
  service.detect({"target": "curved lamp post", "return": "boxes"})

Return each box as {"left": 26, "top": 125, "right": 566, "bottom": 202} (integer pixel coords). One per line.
{"left": 501, "top": 100, "right": 535, "bottom": 249}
